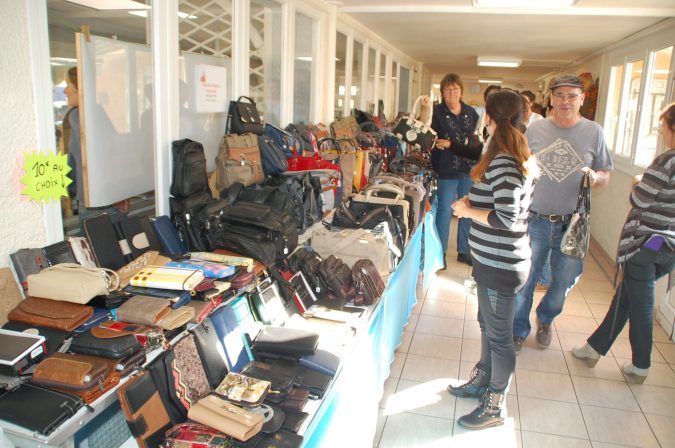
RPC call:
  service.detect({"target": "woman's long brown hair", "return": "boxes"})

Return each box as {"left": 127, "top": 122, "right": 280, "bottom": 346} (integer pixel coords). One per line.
{"left": 471, "top": 89, "right": 538, "bottom": 181}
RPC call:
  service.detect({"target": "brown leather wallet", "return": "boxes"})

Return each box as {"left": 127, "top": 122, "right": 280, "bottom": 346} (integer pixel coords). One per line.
{"left": 31, "top": 352, "right": 120, "bottom": 404}
{"left": 7, "top": 296, "right": 94, "bottom": 332}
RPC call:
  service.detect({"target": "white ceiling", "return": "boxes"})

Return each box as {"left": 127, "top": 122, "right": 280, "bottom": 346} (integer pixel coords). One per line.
{"left": 338, "top": 0, "right": 675, "bottom": 84}
{"left": 48, "top": 0, "right": 675, "bottom": 86}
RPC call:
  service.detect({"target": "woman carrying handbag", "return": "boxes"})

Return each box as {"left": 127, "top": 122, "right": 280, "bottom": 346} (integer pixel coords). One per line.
{"left": 573, "top": 102, "right": 675, "bottom": 383}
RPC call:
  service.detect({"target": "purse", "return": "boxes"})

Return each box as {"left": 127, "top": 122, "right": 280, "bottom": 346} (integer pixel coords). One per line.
{"left": 187, "top": 395, "right": 264, "bottom": 442}
{"left": 560, "top": 172, "right": 591, "bottom": 259}
{"left": 226, "top": 95, "right": 264, "bottom": 135}
{"left": 69, "top": 326, "right": 142, "bottom": 359}
{"left": 217, "top": 133, "right": 265, "bottom": 185}
{"left": 96, "top": 320, "right": 166, "bottom": 350}
{"left": 27, "top": 263, "right": 120, "bottom": 305}
{"left": 130, "top": 265, "right": 205, "bottom": 291}
{"left": 214, "top": 372, "right": 271, "bottom": 407}
{"left": 30, "top": 352, "right": 120, "bottom": 404}
{"left": 7, "top": 296, "right": 94, "bottom": 332}
{"left": 168, "top": 333, "right": 212, "bottom": 410}
{"left": 116, "top": 295, "right": 195, "bottom": 330}
{"left": 392, "top": 116, "right": 437, "bottom": 151}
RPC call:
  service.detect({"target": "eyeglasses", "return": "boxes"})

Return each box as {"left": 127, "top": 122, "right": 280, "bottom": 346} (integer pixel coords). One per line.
{"left": 553, "top": 93, "right": 581, "bottom": 102}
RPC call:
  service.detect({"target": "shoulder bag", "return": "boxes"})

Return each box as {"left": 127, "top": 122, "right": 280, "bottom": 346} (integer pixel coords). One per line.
{"left": 27, "top": 263, "right": 119, "bottom": 304}
{"left": 226, "top": 96, "right": 264, "bottom": 135}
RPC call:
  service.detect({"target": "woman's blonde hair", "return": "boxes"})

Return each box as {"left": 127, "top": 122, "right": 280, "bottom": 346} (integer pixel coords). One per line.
{"left": 471, "top": 89, "right": 539, "bottom": 181}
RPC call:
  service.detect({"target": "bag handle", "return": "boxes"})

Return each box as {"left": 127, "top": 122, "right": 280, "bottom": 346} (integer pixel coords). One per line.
{"left": 236, "top": 96, "right": 257, "bottom": 105}
{"left": 411, "top": 95, "right": 432, "bottom": 127}
{"left": 573, "top": 172, "right": 592, "bottom": 216}
{"left": 363, "top": 183, "right": 405, "bottom": 200}
{"left": 42, "top": 263, "right": 120, "bottom": 292}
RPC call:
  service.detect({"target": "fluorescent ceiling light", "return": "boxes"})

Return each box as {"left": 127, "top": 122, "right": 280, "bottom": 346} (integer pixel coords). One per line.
{"left": 473, "top": 0, "right": 576, "bottom": 7}
{"left": 66, "top": 0, "right": 150, "bottom": 10}
{"left": 432, "top": 83, "right": 440, "bottom": 89}
{"left": 129, "top": 10, "right": 198, "bottom": 19}
{"left": 478, "top": 79, "right": 503, "bottom": 84}
{"left": 477, "top": 56, "right": 521, "bottom": 68}
{"left": 296, "top": 57, "right": 313, "bottom": 62}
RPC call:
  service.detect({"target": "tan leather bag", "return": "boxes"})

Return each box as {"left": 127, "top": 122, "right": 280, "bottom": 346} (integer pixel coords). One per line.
{"left": 218, "top": 133, "right": 264, "bottom": 184}
{"left": 188, "top": 395, "right": 263, "bottom": 442}
{"left": 7, "top": 296, "right": 94, "bottom": 332}
{"left": 31, "top": 352, "right": 120, "bottom": 404}
{"left": 0, "top": 268, "right": 23, "bottom": 326}
{"left": 116, "top": 295, "right": 194, "bottom": 330}
{"left": 214, "top": 156, "right": 257, "bottom": 191}
{"left": 27, "top": 263, "right": 119, "bottom": 304}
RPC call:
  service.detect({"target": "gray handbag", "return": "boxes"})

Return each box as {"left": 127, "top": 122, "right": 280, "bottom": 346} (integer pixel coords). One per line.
{"left": 560, "top": 172, "right": 591, "bottom": 258}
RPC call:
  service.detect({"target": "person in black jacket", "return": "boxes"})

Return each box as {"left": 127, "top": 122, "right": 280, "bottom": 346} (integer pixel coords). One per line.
{"left": 430, "top": 73, "right": 481, "bottom": 269}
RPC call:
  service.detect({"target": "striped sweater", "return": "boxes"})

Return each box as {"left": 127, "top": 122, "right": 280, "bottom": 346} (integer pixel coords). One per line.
{"left": 616, "top": 148, "right": 675, "bottom": 264}
{"left": 468, "top": 154, "right": 535, "bottom": 293}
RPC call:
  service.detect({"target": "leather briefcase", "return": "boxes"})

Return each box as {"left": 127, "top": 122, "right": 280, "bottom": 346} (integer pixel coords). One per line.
{"left": 31, "top": 352, "right": 120, "bottom": 404}
{"left": 7, "top": 296, "right": 94, "bottom": 332}
{"left": 117, "top": 370, "right": 174, "bottom": 448}
{"left": 0, "top": 383, "right": 84, "bottom": 436}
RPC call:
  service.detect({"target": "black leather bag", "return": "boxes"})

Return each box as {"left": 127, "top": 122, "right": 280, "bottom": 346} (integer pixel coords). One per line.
{"left": 258, "top": 134, "right": 289, "bottom": 175}
{"left": 392, "top": 116, "right": 437, "bottom": 151}
{"left": 227, "top": 96, "right": 264, "bottom": 135}
{"left": 190, "top": 317, "right": 229, "bottom": 390}
{"left": 69, "top": 327, "right": 142, "bottom": 359}
{"left": 0, "top": 383, "right": 84, "bottom": 436}
{"left": 170, "top": 139, "right": 209, "bottom": 199}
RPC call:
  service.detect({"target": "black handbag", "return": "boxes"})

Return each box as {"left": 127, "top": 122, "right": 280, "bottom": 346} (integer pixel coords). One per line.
{"left": 258, "top": 134, "right": 289, "bottom": 175}
{"left": 560, "top": 172, "right": 591, "bottom": 259}
{"left": 392, "top": 116, "right": 437, "bottom": 151}
{"left": 227, "top": 96, "right": 264, "bottom": 135}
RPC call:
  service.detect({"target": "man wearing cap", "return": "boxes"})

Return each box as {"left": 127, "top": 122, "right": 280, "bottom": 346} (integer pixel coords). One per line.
{"left": 512, "top": 74, "right": 613, "bottom": 352}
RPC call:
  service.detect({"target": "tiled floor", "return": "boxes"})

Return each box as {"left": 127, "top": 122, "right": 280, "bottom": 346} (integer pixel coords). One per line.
{"left": 374, "top": 240, "right": 675, "bottom": 447}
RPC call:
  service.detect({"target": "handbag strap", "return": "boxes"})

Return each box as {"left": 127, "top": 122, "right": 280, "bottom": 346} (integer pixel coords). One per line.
{"left": 573, "top": 172, "right": 591, "bottom": 215}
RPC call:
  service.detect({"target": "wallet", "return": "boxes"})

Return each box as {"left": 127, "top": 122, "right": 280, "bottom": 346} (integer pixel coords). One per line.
{"left": 43, "top": 240, "right": 77, "bottom": 266}
{"left": 117, "top": 251, "right": 172, "bottom": 289}
{"left": 131, "top": 266, "right": 205, "bottom": 291}
{"left": 252, "top": 326, "right": 319, "bottom": 357}
{"left": 31, "top": 352, "right": 120, "bottom": 404}
{"left": 68, "top": 236, "right": 98, "bottom": 268}
{"left": 96, "top": 320, "right": 165, "bottom": 351}
{"left": 7, "top": 296, "right": 94, "bottom": 332}
{"left": 163, "top": 422, "right": 232, "bottom": 448}
{"left": 110, "top": 347, "right": 146, "bottom": 377}
{"left": 69, "top": 325, "right": 142, "bottom": 359}
{"left": 190, "top": 317, "right": 229, "bottom": 390}
{"left": 0, "top": 383, "right": 84, "bottom": 436}
{"left": 299, "top": 349, "right": 340, "bottom": 377}
{"left": 117, "top": 295, "right": 195, "bottom": 329}
{"left": 124, "top": 285, "right": 191, "bottom": 309}
{"left": 166, "top": 260, "right": 235, "bottom": 278}
{"left": 117, "top": 370, "right": 174, "bottom": 448}
{"left": 215, "top": 372, "right": 271, "bottom": 407}
{"left": 186, "top": 296, "right": 222, "bottom": 324}
{"left": 9, "top": 248, "right": 48, "bottom": 291}
{"left": 188, "top": 395, "right": 264, "bottom": 442}
{"left": 73, "top": 307, "right": 112, "bottom": 333}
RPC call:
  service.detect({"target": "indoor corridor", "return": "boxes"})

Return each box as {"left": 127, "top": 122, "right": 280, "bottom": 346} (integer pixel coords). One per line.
{"left": 375, "top": 229, "right": 675, "bottom": 447}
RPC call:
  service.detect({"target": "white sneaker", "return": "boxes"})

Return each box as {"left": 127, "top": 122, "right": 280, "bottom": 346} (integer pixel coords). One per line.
{"left": 572, "top": 343, "right": 601, "bottom": 367}
{"left": 622, "top": 362, "right": 648, "bottom": 384}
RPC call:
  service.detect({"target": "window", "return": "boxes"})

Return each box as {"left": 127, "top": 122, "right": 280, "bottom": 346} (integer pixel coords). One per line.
{"left": 388, "top": 60, "right": 397, "bottom": 119}
{"left": 398, "top": 65, "right": 410, "bottom": 115}
{"left": 250, "top": 0, "right": 283, "bottom": 125}
{"left": 366, "top": 47, "right": 377, "bottom": 114}
{"left": 351, "top": 40, "right": 363, "bottom": 111}
{"left": 335, "top": 32, "right": 347, "bottom": 118}
{"left": 605, "top": 45, "right": 673, "bottom": 171}
{"left": 293, "top": 11, "right": 316, "bottom": 123}
{"left": 378, "top": 53, "right": 386, "bottom": 118}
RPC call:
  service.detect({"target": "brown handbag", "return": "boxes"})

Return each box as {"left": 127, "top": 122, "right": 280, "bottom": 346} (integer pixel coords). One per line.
{"left": 7, "top": 296, "right": 94, "bottom": 332}
{"left": 217, "top": 133, "right": 264, "bottom": 184}
{"left": 31, "top": 352, "right": 120, "bottom": 404}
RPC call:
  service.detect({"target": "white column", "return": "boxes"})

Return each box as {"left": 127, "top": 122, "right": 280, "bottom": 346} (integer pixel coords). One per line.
{"left": 232, "top": 0, "right": 251, "bottom": 98}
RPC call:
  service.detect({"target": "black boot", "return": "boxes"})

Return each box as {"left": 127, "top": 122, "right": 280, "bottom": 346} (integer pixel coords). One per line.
{"left": 457, "top": 389, "right": 505, "bottom": 430}
{"left": 447, "top": 363, "right": 489, "bottom": 398}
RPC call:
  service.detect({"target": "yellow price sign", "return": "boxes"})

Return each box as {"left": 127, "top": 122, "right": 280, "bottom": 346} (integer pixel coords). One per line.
{"left": 21, "top": 152, "right": 73, "bottom": 202}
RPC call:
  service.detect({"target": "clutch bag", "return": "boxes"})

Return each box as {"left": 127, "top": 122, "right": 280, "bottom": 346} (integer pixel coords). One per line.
{"left": 187, "top": 395, "right": 263, "bottom": 442}
{"left": 130, "top": 266, "right": 205, "bottom": 291}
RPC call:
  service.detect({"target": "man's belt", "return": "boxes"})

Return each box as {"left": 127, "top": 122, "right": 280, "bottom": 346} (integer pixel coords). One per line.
{"left": 530, "top": 211, "right": 573, "bottom": 222}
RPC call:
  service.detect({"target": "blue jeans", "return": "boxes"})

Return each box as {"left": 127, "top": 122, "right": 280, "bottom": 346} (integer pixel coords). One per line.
{"left": 588, "top": 245, "right": 674, "bottom": 369}
{"left": 538, "top": 253, "right": 552, "bottom": 286}
{"left": 513, "top": 214, "right": 584, "bottom": 338}
{"left": 434, "top": 177, "right": 473, "bottom": 256}
{"left": 477, "top": 285, "right": 516, "bottom": 393}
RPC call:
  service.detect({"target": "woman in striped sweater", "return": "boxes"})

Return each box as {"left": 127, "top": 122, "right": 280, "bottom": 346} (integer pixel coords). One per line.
{"left": 449, "top": 89, "right": 539, "bottom": 430}
{"left": 573, "top": 102, "right": 675, "bottom": 383}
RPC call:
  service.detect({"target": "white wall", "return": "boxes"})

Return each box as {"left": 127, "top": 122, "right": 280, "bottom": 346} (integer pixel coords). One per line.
{"left": 0, "top": 0, "right": 50, "bottom": 268}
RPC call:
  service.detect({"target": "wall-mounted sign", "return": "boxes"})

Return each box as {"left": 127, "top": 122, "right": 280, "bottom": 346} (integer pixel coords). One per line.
{"left": 21, "top": 152, "right": 72, "bottom": 202}
{"left": 195, "top": 64, "right": 227, "bottom": 113}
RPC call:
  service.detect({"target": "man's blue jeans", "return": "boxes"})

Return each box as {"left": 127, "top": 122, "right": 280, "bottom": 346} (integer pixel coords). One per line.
{"left": 588, "top": 245, "right": 674, "bottom": 369}
{"left": 513, "top": 214, "right": 584, "bottom": 338}
{"left": 435, "top": 177, "right": 473, "bottom": 257}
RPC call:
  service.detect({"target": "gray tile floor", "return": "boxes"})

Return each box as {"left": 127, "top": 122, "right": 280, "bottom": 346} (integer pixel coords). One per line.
{"left": 374, "top": 242, "right": 675, "bottom": 447}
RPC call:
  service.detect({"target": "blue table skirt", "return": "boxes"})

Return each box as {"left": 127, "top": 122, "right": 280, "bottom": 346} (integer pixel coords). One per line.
{"left": 301, "top": 208, "right": 443, "bottom": 446}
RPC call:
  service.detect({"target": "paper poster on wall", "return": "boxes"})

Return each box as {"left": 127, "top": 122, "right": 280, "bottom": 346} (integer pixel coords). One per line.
{"left": 195, "top": 64, "right": 227, "bottom": 113}
{"left": 20, "top": 152, "right": 72, "bottom": 202}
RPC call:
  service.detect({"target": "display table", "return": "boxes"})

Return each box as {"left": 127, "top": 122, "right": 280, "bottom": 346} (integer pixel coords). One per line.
{"left": 300, "top": 209, "right": 442, "bottom": 446}
{"left": 0, "top": 210, "right": 442, "bottom": 448}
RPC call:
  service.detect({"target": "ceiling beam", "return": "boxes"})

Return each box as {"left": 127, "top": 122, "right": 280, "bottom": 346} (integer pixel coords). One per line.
{"left": 338, "top": 5, "right": 675, "bottom": 17}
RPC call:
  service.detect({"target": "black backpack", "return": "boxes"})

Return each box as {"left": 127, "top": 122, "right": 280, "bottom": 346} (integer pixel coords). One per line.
{"left": 170, "top": 139, "right": 209, "bottom": 198}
